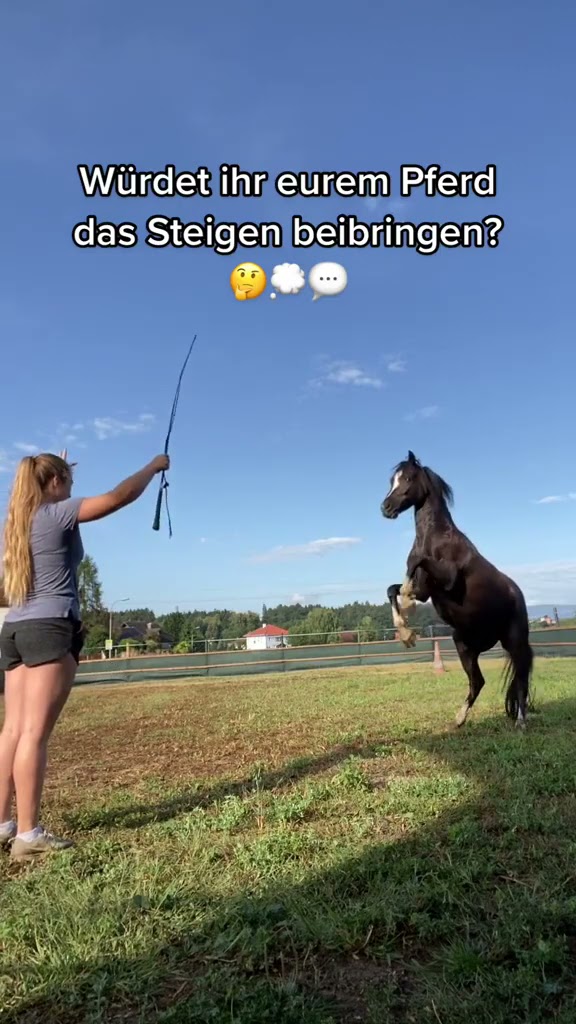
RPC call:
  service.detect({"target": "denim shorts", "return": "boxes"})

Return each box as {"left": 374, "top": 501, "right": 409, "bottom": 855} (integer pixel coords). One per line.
{"left": 0, "top": 615, "right": 84, "bottom": 671}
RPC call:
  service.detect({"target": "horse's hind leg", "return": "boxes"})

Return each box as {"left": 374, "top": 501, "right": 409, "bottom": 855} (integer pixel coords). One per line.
{"left": 501, "top": 626, "right": 534, "bottom": 730}
{"left": 453, "top": 637, "right": 486, "bottom": 727}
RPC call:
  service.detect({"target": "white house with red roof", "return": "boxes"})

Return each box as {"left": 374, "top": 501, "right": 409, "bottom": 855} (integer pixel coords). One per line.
{"left": 244, "top": 622, "right": 289, "bottom": 651}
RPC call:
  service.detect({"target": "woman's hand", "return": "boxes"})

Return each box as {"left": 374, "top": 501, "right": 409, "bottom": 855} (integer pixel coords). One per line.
{"left": 150, "top": 455, "right": 170, "bottom": 474}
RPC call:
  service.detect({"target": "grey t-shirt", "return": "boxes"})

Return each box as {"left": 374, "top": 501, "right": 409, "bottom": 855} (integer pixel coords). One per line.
{"left": 5, "top": 497, "right": 85, "bottom": 622}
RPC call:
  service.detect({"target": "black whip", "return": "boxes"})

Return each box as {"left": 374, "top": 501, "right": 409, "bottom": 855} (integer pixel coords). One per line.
{"left": 152, "top": 334, "right": 197, "bottom": 536}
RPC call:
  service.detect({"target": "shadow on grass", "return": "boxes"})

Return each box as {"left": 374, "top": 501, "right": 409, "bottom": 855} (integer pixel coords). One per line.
{"left": 8, "top": 698, "right": 576, "bottom": 1023}
{"left": 65, "top": 738, "right": 387, "bottom": 833}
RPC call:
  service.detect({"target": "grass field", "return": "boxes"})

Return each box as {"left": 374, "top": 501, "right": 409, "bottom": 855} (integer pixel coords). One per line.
{"left": 2, "top": 658, "right": 576, "bottom": 1023}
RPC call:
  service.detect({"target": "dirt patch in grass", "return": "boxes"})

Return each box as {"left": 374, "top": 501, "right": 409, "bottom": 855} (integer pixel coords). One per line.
{"left": 45, "top": 668, "right": 449, "bottom": 800}
{"left": 301, "top": 952, "right": 412, "bottom": 1021}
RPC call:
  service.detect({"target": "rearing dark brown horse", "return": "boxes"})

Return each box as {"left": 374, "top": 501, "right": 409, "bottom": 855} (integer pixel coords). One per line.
{"left": 381, "top": 451, "right": 533, "bottom": 728}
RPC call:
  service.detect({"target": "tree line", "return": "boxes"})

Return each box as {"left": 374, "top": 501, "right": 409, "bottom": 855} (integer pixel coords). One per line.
{"left": 3, "top": 554, "right": 567, "bottom": 656}
{"left": 77, "top": 554, "right": 446, "bottom": 654}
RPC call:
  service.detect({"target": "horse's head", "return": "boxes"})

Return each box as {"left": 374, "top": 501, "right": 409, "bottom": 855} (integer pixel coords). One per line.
{"left": 381, "top": 451, "right": 453, "bottom": 519}
{"left": 381, "top": 451, "right": 423, "bottom": 519}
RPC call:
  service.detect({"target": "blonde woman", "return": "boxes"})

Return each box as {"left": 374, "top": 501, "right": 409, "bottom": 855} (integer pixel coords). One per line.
{"left": 0, "top": 450, "right": 169, "bottom": 863}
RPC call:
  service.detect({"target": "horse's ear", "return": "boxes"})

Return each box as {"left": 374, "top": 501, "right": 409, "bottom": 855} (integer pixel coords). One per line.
{"left": 407, "top": 450, "right": 417, "bottom": 464}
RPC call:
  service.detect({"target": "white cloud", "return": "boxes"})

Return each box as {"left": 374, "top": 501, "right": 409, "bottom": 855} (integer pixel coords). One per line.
{"left": 533, "top": 494, "right": 576, "bottom": 505}
{"left": 92, "top": 413, "right": 156, "bottom": 440}
{"left": 387, "top": 359, "right": 406, "bottom": 373}
{"left": 58, "top": 421, "right": 85, "bottom": 433}
{"left": 289, "top": 581, "right": 384, "bottom": 604}
{"left": 249, "top": 537, "right": 362, "bottom": 564}
{"left": 364, "top": 195, "right": 382, "bottom": 211}
{"left": 404, "top": 405, "right": 439, "bottom": 422}
{"left": 25, "top": 414, "right": 153, "bottom": 452}
{"left": 311, "top": 360, "right": 383, "bottom": 391}
{"left": 364, "top": 197, "right": 410, "bottom": 216}
{"left": 328, "top": 366, "right": 382, "bottom": 388}
{"left": 390, "top": 199, "right": 410, "bottom": 216}
{"left": 0, "top": 450, "right": 14, "bottom": 473}
{"left": 506, "top": 560, "right": 576, "bottom": 604}
{"left": 286, "top": 566, "right": 576, "bottom": 609}
{"left": 14, "top": 442, "right": 39, "bottom": 454}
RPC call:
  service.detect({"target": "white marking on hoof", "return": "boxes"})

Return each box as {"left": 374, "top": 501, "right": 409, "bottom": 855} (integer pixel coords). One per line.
{"left": 392, "top": 581, "right": 417, "bottom": 646}
{"left": 391, "top": 605, "right": 404, "bottom": 630}
{"left": 515, "top": 706, "right": 527, "bottom": 730}
{"left": 455, "top": 704, "right": 469, "bottom": 727}
{"left": 399, "top": 579, "right": 416, "bottom": 611}
{"left": 398, "top": 627, "right": 417, "bottom": 648}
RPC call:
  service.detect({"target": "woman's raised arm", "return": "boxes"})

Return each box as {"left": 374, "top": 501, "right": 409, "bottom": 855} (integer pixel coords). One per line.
{"left": 77, "top": 455, "right": 169, "bottom": 523}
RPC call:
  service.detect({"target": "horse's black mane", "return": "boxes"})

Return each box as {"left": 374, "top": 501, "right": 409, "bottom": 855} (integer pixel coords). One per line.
{"left": 394, "top": 455, "right": 454, "bottom": 508}
{"left": 423, "top": 466, "right": 454, "bottom": 507}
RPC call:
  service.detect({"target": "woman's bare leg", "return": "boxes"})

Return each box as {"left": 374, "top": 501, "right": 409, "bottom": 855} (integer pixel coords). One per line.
{"left": 12, "top": 654, "right": 77, "bottom": 833}
{"left": 0, "top": 665, "right": 27, "bottom": 823}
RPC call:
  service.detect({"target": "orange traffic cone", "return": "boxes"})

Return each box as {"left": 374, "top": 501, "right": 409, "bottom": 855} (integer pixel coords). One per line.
{"left": 433, "top": 639, "right": 445, "bottom": 673}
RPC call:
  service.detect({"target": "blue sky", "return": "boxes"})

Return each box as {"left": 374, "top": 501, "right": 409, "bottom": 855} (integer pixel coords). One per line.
{"left": 1, "top": 1, "right": 575, "bottom": 612}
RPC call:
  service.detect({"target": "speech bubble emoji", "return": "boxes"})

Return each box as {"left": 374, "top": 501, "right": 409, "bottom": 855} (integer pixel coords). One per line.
{"left": 230, "top": 262, "right": 267, "bottom": 301}
{"left": 308, "top": 262, "right": 348, "bottom": 301}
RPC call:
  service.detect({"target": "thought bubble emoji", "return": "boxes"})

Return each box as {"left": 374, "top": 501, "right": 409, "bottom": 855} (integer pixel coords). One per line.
{"left": 270, "top": 262, "right": 306, "bottom": 296}
{"left": 308, "top": 262, "right": 348, "bottom": 301}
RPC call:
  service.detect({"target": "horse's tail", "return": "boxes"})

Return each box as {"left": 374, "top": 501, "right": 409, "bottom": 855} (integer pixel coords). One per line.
{"left": 503, "top": 635, "right": 534, "bottom": 720}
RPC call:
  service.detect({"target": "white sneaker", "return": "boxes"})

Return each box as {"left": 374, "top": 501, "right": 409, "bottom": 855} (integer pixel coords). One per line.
{"left": 10, "top": 828, "right": 74, "bottom": 863}
{"left": 0, "top": 820, "right": 16, "bottom": 848}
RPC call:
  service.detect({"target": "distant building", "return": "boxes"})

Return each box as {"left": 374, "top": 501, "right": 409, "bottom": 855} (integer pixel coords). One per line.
{"left": 244, "top": 623, "right": 289, "bottom": 651}
{"left": 119, "top": 621, "right": 173, "bottom": 649}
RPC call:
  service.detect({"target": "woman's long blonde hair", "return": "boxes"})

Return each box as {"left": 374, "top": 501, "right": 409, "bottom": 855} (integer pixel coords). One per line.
{"left": 1, "top": 454, "right": 71, "bottom": 607}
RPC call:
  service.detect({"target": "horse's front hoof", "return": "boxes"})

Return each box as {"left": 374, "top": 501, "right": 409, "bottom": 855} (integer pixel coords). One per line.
{"left": 515, "top": 719, "right": 527, "bottom": 731}
{"left": 398, "top": 627, "right": 417, "bottom": 648}
{"left": 455, "top": 706, "right": 469, "bottom": 728}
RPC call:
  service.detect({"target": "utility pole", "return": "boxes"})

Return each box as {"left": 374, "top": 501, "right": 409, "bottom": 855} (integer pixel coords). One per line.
{"left": 108, "top": 597, "right": 130, "bottom": 657}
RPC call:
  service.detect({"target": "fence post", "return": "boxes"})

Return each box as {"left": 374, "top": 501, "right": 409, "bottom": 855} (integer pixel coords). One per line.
{"left": 433, "top": 639, "right": 445, "bottom": 673}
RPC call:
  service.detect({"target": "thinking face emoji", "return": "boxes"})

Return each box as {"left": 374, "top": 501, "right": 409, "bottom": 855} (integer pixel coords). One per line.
{"left": 230, "top": 262, "right": 266, "bottom": 301}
